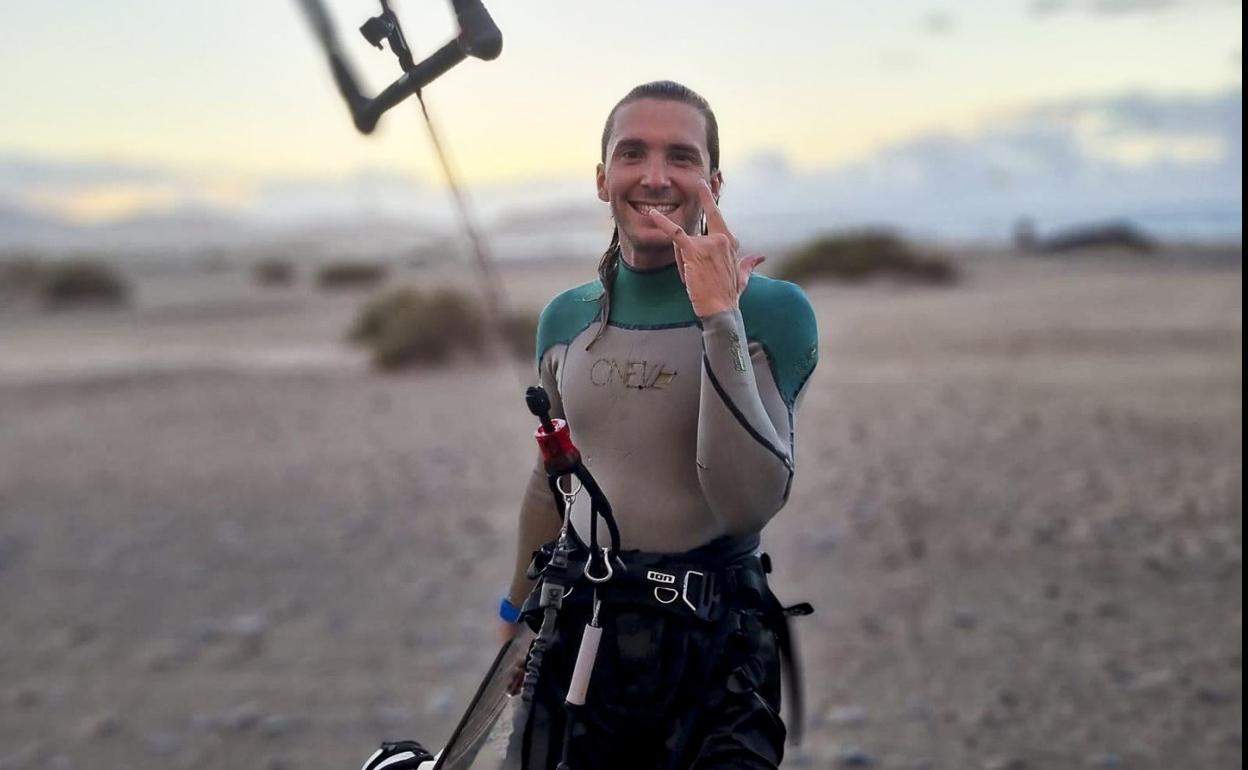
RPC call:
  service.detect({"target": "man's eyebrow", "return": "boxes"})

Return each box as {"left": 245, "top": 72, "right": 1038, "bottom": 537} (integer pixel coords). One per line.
{"left": 666, "top": 143, "right": 703, "bottom": 156}
{"left": 612, "top": 138, "right": 646, "bottom": 153}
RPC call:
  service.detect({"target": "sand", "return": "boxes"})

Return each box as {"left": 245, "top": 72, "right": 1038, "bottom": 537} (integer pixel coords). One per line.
{"left": 0, "top": 249, "right": 1241, "bottom": 770}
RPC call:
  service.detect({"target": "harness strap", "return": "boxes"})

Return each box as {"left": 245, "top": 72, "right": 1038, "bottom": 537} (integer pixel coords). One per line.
{"left": 725, "top": 561, "right": 812, "bottom": 746}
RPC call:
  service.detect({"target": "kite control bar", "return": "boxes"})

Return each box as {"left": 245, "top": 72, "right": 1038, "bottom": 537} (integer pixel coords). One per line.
{"left": 297, "top": 0, "right": 502, "bottom": 134}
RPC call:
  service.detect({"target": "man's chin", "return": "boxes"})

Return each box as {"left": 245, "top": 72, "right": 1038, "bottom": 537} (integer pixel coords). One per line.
{"left": 623, "top": 233, "right": 678, "bottom": 255}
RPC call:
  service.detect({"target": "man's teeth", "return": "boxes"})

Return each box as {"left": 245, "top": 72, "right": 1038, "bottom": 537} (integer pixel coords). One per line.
{"left": 636, "top": 202, "right": 679, "bottom": 214}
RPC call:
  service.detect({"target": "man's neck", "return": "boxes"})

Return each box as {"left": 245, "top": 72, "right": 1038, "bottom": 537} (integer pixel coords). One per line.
{"left": 619, "top": 240, "right": 677, "bottom": 272}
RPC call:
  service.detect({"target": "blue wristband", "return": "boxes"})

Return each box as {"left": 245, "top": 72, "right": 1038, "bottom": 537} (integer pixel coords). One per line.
{"left": 499, "top": 597, "right": 522, "bottom": 624}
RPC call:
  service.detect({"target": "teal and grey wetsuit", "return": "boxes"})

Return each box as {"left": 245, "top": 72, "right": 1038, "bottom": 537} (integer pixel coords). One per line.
{"left": 508, "top": 261, "right": 818, "bottom": 604}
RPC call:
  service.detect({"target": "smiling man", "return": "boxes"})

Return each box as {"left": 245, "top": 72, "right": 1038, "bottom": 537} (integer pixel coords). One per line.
{"left": 502, "top": 81, "right": 819, "bottom": 770}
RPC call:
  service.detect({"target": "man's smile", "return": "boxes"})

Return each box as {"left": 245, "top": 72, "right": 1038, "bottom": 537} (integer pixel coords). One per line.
{"left": 629, "top": 200, "right": 680, "bottom": 216}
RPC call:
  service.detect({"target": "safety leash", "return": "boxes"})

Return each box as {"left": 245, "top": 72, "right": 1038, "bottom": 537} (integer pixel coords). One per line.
{"left": 523, "top": 385, "right": 623, "bottom": 770}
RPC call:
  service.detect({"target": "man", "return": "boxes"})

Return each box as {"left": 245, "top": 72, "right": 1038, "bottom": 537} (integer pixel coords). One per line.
{"left": 501, "top": 81, "right": 818, "bottom": 770}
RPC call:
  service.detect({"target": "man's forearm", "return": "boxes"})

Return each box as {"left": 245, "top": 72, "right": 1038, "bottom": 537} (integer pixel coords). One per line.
{"left": 506, "top": 462, "right": 564, "bottom": 606}
{"left": 696, "top": 309, "right": 795, "bottom": 533}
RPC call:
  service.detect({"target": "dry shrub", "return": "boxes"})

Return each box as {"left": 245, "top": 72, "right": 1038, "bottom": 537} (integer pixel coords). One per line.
{"left": 317, "top": 261, "right": 388, "bottom": 290}
{"left": 0, "top": 255, "right": 45, "bottom": 294}
{"left": 775, "top": 229, "right": 957, "bottom": 286}
{"left": 40, "top": 259, "right": 131, "bottom": 308}
{"left": 499, "top": 312, "right": 539, "bottom": 362}
{"left": 350, "top": 286, "right": 536, "bottom": 370}
{"left": 255, "top": 258, "right": 296, "bottom": 287}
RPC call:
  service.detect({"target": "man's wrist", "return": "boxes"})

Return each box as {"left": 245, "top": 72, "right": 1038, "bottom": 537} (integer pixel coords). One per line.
{"left": 499, "top": 596, "right": 522, "bottom": 624}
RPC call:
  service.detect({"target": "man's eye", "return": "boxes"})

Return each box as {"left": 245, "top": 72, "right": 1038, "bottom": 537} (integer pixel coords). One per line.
{"left": 621, "top": 150, "right": 641, "bottom": 160}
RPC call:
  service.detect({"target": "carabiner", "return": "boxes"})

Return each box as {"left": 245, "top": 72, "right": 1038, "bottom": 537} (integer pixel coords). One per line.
{"left": 584, "top": 546, "right": 614, "bottom": 584}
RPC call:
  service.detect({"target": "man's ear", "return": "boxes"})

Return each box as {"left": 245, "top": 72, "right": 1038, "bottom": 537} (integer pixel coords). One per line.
{"left": 709, "top": 170, "right": 724, "bottom": 202}
{"left": 596, "top": 163, "right": 608, "bottom": 203}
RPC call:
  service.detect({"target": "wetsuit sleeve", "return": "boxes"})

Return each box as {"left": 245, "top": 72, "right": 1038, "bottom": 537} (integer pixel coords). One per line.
{"left": 696, "top": 287, "right": 818, "bottom": 533}
{"left": 505, "top": 348, "right": 566, "bottom": 607}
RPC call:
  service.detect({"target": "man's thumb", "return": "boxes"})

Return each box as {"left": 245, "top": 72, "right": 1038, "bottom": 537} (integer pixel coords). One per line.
{"left": 738, "top": 254, "right": 766, "bottom": 289}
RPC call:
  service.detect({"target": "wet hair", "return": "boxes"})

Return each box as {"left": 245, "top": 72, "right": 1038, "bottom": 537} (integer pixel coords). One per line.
{"left": 589, "top": 80, "right": 720, "bottom": 348}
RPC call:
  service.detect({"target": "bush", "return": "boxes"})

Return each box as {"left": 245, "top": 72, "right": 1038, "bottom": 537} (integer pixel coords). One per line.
{"left": 349, "top": 285, "right": 537, "bottom": 370}
{"left": 499, "top": 312, "right": 539, "bottom": 363}
{"left": 774, "top": 229, "right": 957, "bottom": 286}
{"left": 255, "top": 258, "right": 296, "bottom": 287}
{"left": 40, "top": 259, "right": 130, "bottom": 308}
{"left": 0, "top": 255, "right": 45, "bottom": 294}
{"left": 317, "top": 261, "right": 388, "bottom": 290}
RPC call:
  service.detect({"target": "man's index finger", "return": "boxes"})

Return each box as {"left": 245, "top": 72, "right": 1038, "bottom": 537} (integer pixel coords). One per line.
{"left": 697, "top": 180, "right": 732, "bottom": 240}
{"left": 646, "top": 208, "right": 696, "bottom": 249}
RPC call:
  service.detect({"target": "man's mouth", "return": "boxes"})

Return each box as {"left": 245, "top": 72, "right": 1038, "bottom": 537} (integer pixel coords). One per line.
{"left": 629, "top": 201, "right": 680, "bottom": 217}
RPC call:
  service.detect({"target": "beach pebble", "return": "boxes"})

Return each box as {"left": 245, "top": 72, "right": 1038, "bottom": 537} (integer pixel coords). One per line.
{"left": 259, "top": 714, "right": 300, "bottom": 739}
{"left": 79, "top": 711, "right": 123, "bottom": 740}
{"left": 425, "top": 686, "right": 454, "bottom": 719}
{"left": 1128, "top": 668, "right": 1174, "bottom": 694}
{"left": 221, "top": 701, "right": 263, "bottom": 731}
{"left": 372, "top": 704, "right": 413, "bottom": 730}
{"left": 824, "top": 705, "right": 869, "bottom": 727}
{"left": 229, "top": 612, "right": 270, "bottom": 649}
{"left": 953, "top": 608, "right": 979, "bottom": 630}
{"left": 837, "top": 746, "right": 876, "bottom": 767}
{"left": 1195, "top": 687, "right": 1234, "bottom": 706}
{"left": 13, "top": 686, "right": 42, "bottom": 709}
{"left": 142, "top": 731, "right": 185, "bottom": 757}
{"left": 1087, "top": 752, "right": 1122, "bottom": 767}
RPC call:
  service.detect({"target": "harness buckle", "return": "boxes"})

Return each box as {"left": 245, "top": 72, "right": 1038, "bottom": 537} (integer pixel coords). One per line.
{"left": 681, "top": 570, "right": 721, "bottom": 621}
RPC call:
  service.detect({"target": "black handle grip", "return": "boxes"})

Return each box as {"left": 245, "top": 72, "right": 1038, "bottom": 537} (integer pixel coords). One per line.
{"left": 526, "top": 386, "right": 555, "bottom": 431}
{"left": 452, "top": 0, "right": 503, "bottom": 60}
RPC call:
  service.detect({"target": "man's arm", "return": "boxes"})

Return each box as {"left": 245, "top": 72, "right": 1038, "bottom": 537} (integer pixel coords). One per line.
{"left": 506, "top": 460, "right": 562, "bottom": 607}
{"left": 504, "top": 349, "right": 566, "bottom": 610}
{"left": 645, "top": 182, "right": 818, "bottom": 533}
{"left": 696, "top": 282, "right": 818, "bottom": 533}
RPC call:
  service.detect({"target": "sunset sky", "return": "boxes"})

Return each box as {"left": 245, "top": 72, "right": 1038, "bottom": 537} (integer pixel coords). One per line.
{"left": 0, "top": 0, "right": 1241, "bottom": 240}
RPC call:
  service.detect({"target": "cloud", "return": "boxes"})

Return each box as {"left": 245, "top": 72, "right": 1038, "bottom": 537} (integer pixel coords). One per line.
{"left": 720, "top": 87, "right": 1241, "bottom": 242}
{"left": 0, "top": 156, "right": 174, "bottom": 189}
{"left": 1089, "top": 0, "right": 1176, "bottom": 14}
{"left": 922, "top": 10, "right": 955, "bottom": 34}
{"left": 0, "top": 155, "right": 252, "bottom": 224}
{"left": 1, "top": 89, "right": 1239, "bottom": 250}
{"left": 1028, "top": 0, "right": 1069, "bottom": 16}
{"left": 1029, "top": 0, "right": 1215, "bottom": 16}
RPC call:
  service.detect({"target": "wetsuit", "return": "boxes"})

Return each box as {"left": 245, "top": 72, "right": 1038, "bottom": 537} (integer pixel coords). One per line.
{"left": 508, "top": 261, "right": 818, "bottom": 770}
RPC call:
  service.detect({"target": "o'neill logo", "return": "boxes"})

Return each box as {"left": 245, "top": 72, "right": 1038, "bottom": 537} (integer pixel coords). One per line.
{"left": 590, "top": 358, "right": 677, "bottom": 390}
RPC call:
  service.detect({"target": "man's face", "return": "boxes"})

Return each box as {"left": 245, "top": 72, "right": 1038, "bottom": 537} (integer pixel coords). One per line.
{"left": 597, "top": 98, "right": 723, "bottom": 254}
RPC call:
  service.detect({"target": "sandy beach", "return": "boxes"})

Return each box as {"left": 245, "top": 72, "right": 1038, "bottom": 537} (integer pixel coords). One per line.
{"left": 0, "top": 248, "right": 1241, "bottom": 770}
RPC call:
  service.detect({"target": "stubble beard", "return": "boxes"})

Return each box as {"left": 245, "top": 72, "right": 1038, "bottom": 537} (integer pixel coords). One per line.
{"left": 616, "top": 203, "right": 699, "bottom": 270}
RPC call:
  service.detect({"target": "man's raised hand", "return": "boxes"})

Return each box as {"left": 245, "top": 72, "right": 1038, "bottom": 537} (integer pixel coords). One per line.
{"left": 646, "top": 180, "right": 765, "bottom": 318}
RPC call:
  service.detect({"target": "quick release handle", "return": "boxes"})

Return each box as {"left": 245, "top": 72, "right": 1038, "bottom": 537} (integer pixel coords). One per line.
{"left": 297, "top": 0, "right": 503, "bottom": 135}
{"left": 525, "top": 386, "right": 555, "bottom": 431}
{"left": 452, "top": 0, "right": 503, "bottom": 60}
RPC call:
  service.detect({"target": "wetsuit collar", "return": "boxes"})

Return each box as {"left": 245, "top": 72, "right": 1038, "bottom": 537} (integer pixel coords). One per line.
{"left": 611, "top": 260, "right": 697, "bottom": 327}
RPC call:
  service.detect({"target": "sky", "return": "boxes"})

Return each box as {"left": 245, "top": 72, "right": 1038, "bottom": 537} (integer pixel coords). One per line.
{"left": 0, "top": 0, "right": 1241, "bottom": 245}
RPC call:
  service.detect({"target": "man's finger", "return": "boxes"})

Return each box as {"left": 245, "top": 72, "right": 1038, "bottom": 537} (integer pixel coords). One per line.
{"left": 739, "top": 254, "right": 766, "bottom": 274}
{"left": 646, "top": 208, "right": 696, "bottom": 250}
{"left": 738, "top": 254, "right": 766, "bottom": 291}
{"left": 697, "top": 179, "right": 733, "bottom": 241}
{"left": 675, "top": 242, "right": 687, "bottom": 284}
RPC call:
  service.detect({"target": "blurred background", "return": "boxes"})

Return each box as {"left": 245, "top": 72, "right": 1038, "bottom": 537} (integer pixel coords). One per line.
{"left": 0, "top": 2, "right": 1241, "bottom": 769}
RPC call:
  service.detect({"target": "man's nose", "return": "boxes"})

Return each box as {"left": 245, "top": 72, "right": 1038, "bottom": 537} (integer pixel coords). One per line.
{"left": 640, "top": 156, "right": 672, "bottom": 188}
